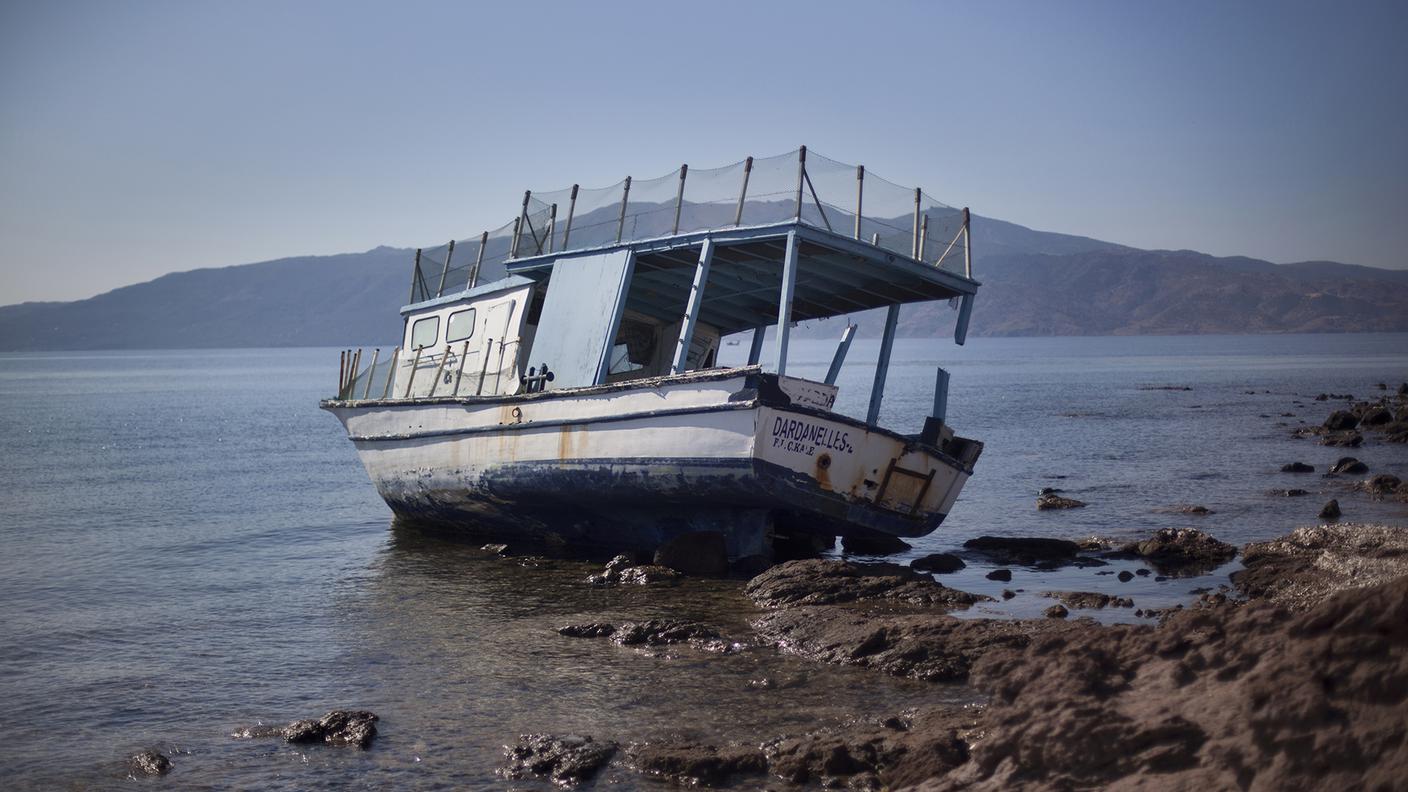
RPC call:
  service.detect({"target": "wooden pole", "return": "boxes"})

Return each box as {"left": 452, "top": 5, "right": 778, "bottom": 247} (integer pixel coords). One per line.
{"left": 919, "top": 214, "right": 929, "bottom": 262}
{"left": 563, "top": 184, "right": 579, "bottom": 249}
{"left": 475, "top": 338, "right": 493, "bottom": 395}
{"left": 793, "top": 146, "right": 807, "bottom": 221}
{"left": 824, "top": 323, "right": 856, "bottom": 385}
{"left": 774, "top": 230, "right": 799, "bottom": 375}
{"left": 854, "top": 165, "right": 864, "bottom": 240}
{"left": 912, "top": 188, "right": 922, "bottom": 259}
{"left": 407, "top": 249, "right": 422, "bottom": 304}
{"left": 338, "top": 350, "right": 346, "bottom": 398}
{"left": 361, "top": 349, "right": 379, "bottom": 399}
{"left": 616, "top": 176, "right": 632, "bottom": 243}
{"left": 670, "top": 237, "right": 713, "bottom": 375}
{"left": 381, "top": 347, "right": 399, "bottom": 399}
{"left": 733, "top": 156, "right": 753, "bottom": 227}
{"left": 348, "top": 348, "right": 362, "bottom": 399}
{"left": 672, "top": 164, "right": 688, "bottom": 235}
{"left": 427, "top": 345, "right": 451, "bottom": 397}
{"left": 512, "top": 191, "right": 530, "bottom": 258}
{"left": 436, "top": 239, "right": 455, "bottom": 297}
{"left": 470, "top": 231, "right": 488, "bottom": 289}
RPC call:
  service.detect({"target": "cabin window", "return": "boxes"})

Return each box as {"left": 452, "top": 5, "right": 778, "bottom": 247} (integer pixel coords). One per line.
{"left": 446, "top": 308, "right": 477, "bottom": 343}
{"left": 410, "top": 316, "right": 440, "bottom": 349}
{"left": 608, "top": 318, "right": 656, "bottom": 374}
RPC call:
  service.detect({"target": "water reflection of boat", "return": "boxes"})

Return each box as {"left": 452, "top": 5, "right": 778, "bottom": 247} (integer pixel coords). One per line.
{"left": 322, "top": 148, "right": 982, "bottom": 562}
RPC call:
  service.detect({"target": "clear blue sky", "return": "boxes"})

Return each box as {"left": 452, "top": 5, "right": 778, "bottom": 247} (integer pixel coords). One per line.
{"left": 2, "top": 0, "right": 1406, "bottom": 303}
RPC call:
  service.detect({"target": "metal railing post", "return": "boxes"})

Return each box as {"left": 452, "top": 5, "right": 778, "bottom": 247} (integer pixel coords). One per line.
{"left": 733, "top": 156, "right": 753, "bottom": 226}
{"left": 546, "top": 204, "right": 557, "bottom": 254}
{"left": 403, "top": 347, "right": 423, "bottom": 398}
{"left": 408, "top": 249, "right": 422, "bottom": 304}
{"left": 793, "top": 146, "right": 806, "bottom": 221}
{"left": 912, "top": 188, "right": 922, "bottom": 259}
{"left": 616, "top": 176, "right": 632, "bottom": 243}
{"left": 381, "top": 347, "right": 399, "bottom": 399}
{"left": 672, "top": 164, "right": 687, "bottom": 235}
{"left": 436, "top": 239, "right": 455, "bottom": 297}
{"left": 469, "top": 230, "right": 487, "bottom": 289}
{"left": 919, "top": 214, "right": 929, "bottom": 262}
{"left": 511, "top": 191, "right": 530, "bottom": 258}
{"left": 361, "top": 349, "right": 379, "bottom": 399}
{"left": 963, "top": 207, "right": 972, "bottom": 278}
{"left": 562, "top": 184, "right": 579, "bottom": 249}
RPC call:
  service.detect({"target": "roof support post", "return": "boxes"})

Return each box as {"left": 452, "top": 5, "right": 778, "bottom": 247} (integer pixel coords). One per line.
{"left": 794, "top": 146, "right": 807, "bottom": 221}
{"left": 867, "top": 303, "right": 901, "bottom": 426}
{"left": 912, "top": 188, "right": 922, "bottom": 259}
{"left": 747, "top": 324, "right": 766, "bottom": 365}
{"left": 963, "top": 207, "right": 972, "bottom": 278}
{"left": 734, "top": 156, "right": 753, "bottom": 226}
{"left": 616, "top": 176, "right": 632, "bottom": 243}
{"left": 469, "top": 231, "right": 487, "bottom": 289}
{"left": 824, "top": 323, "right": 857, "bottom": 385}
{"left": 436, "top": 239, "right": 456, "bottom": 297}
{"left": 773, "top": 230, "right": 799, "bottom": 375}
{"left": 408, "top": 248, "right": 422, "bottom": 304}
{"left": 672, "top": 164, "right": 688, "bottom": 235}
{"left": 854, "top": 165, "right": 864, "bottom": 240}
{"left": 670, "top": 237, "right": 713, "bottom": 375}
{"left": 512, "top": 191, "right": 531, "bottom": 258}
{"left": 954, "top": 294, "right": 974, "bottom": 346}
{"left": 562, "top": 185, "right": 579, "bottom": 249}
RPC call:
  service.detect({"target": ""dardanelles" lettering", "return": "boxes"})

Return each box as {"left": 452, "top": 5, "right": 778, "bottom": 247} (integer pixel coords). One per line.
{"left": 771, "top": 416, "right": 853, "bottom": 456}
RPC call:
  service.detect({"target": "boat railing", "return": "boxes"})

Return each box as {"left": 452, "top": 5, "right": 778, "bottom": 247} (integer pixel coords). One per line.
{"left": 405, "top": 147, "right": 973, "bottom": 305}
{"left": 335, "top": 339, "right": 525, "bottom": 401}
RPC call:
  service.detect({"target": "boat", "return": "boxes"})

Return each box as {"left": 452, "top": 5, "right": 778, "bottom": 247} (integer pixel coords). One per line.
{"left": 322, "top": 147, "right": 983, "bottom": 563}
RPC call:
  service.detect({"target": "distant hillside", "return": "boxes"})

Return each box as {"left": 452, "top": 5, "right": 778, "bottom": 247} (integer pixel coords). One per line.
{"left": 2, "top": 216, "right": 1406, "bottom": 351}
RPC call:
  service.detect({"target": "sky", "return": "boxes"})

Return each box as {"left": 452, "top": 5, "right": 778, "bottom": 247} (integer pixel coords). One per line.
{"left": 2, "top": 0, "right": 1406, "bottom": 304}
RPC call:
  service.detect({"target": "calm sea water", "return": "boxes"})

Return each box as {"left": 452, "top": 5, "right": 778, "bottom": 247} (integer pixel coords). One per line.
{"left": 2, "top": 335, "right": 1406, "bottom": 789}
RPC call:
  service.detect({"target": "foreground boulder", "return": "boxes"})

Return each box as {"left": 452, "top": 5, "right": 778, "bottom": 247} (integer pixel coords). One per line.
{"left": 128, "top": 750, "right": 170, "bottom": 776}
{"left": 911, "top": 553, "right": 965, "bottom": 574}
{"left": 503, "top": 734, "right": 617, "bottom": 785}
{"left": 930, "top": 576, "right": 1408, "bottom": 790}
{"left": 745, "top": 559, "right": 988, "bottom": 610}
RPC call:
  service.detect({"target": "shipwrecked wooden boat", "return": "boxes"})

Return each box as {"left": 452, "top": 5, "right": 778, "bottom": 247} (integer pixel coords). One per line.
{"left": 322, "top": 147, "right": 982, "bottom": 561}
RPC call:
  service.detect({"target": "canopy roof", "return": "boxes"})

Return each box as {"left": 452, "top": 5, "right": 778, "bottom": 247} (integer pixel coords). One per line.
{"left": 503, "top": 220, "right": 978, "bottom": 336}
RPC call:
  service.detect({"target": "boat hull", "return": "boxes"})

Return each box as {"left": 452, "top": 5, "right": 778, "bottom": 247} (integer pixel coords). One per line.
{"left": 322, "top": 369, "right": 978, "bottom": 558}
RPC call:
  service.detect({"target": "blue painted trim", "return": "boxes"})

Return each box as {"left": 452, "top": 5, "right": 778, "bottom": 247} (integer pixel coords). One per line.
{"left": 347, "top": 400, "right": 757, "bottom": 442}
{"left": 399, "top": 275, "right": 534, "bottom": 315}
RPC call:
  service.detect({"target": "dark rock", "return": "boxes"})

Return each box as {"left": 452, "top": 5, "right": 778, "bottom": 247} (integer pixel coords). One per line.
{"left": 1043, "top": 591, "right": 1134, "bottom": 609}
{"left": 1044, "top": 604, "right": 1069, "bottom": 619}
{"left": 503, "top": 734, "right": 617, "bottom": 785}
{"left": 558, "top": 622, "right": 616, "bottom": 638}
{"left": 1318, "top": 499, "right": 1342, "bottom": 520}
{"left": 1320, "top": 431, "right": 1364, "bottom": 447}
{"left": 1361, "top": 474, "right": 1403, "bottom": 496}
{"left": 1314, "top": 393, "right": 1329, "bottom": 401}
{"left": 129, "top": 750, "right": 170, "bottom": 776}
{"left": 1280, "top": 462, "right": 1314, "bottom": 473}
{"left": 764, "top": 708, "right": 974, "bottom": 789}
{"left": 1330, "top": 457, "right": 1368, "bottom": 474}
{"left": 910, "top": 553, "right": 965, "bottom": 574}
{"left": 1038, "top": 486, "right": 1065, "bottom": 495}
{"left": 1135, "top": 568, "right": 1151, "bottom": 576}
{"left": 653, "top": 531, "right": 728, "bottom": 577}
{"left": 612, "top": 620, "right": 721, "bottom": 647}
{"left": 986, "top": 568, "right": 1013, "bottom": 582}
{"left": 627, "top": 740, "right": 767, "bottom": 786}
{"left": 1002, "top": 589, "right": 1016, "bottom": 600}
{"left": 480, "top": 543, "right": 509, "bottom": 556}
{"left": 1375, "top": 382, "right": 1387, "bottom": 390}
{"left": 1117, "top": 570, "right": 1134, "bottom": 582}
{"left": 1323, "top": 410, "right": 1360, "bottom": 431}
{"left": 1360, "top": 406, "right": 1394, "bottom": 426}
{"left": 1400, "top": 382, "right": 1408, "bottom": 395}
{"left": 277, "top": 710, "right": 379, "bottom": 749}
{"left": 587, "top": 556, "right": 683, "bottom": 587}
{"left": 1171, "top": 504, "right": 1213, "bottom": 515}
{"left": 1037, "top": 493, "right": 1087, "bottom": 510}
{"left": 963, "top": 536, "right": 1082, "bottom": 564}
{"left": 1121, "top": 528, "right": 1237, "bottom": 574}
{"left": 1270, "top": 488, "right": 1310, "bottom": 497}
{"left": 841, "top": 532, "right": 913, "bottom": 555}
{"left": 745, "top": 559, "right": 988, "bottom": 610}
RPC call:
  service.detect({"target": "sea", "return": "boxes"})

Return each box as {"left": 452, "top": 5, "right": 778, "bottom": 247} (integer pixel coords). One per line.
{"left": 2, "top": 334, "right": 1406, "bottom": 789}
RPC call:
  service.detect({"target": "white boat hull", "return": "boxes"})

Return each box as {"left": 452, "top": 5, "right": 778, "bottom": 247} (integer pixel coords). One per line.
{"left": 322, "top": 368, "right": 980, "bottom": 558}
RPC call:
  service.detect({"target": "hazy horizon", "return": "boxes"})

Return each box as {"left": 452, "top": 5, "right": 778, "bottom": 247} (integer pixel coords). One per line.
{"left": 3, "top": 0, "right": 1407, "bottom": 305}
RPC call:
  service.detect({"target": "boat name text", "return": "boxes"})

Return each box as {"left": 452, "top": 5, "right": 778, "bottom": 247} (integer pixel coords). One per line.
{"left": 771, "top": 417, "right": 853, "bottom": 456}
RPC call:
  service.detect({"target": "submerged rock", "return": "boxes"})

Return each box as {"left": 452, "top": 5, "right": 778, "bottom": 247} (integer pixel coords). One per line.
{"left": 1330, "top": 456, "right": 1368, "bottom": 474}
{"left": 1037, "top": 493, "right": 1087, "bottom": 510}
{"left": 503, "top": 734, "right": 617, "bottom": 785}
{"left": 1321, "top": 431, "right": 1364, "bottom": 447}
{"left": 1360, "top": 406, "right": 1394, "bottom": 426}
{"left": 558, "top": 622, "right": 616, "bottom": 638}
{"left": 1043, "top": 591, "right": 1134, "bottom": 609}
{"left": 841, "top": 532, "right": 913, "bottom": 555}
{"left": 627, "top": 740, "right": 767, "bottom": 786}
{"left": 985, "top": 569, "right": 1013, "bottom": 582}
{"left": 1043, "top": 604, "right": 1069, "bottom": 619}
{"left": 1119, "top": 528, "right": 1236, "bottom": 574}
{"left": 587, "top": 555, "right": 682, "bottom": 587}
{"left": 128, "top": 750, "right": 170, "bottom": 777}
{"left": 653, "top": 531, "right": 728, "bottom": 577}
{"left": 284, "top": 710, "right": 379, "bottom": 749}
{"left": 1360, "top": 474, "right": 1404, "bottom": 498}
{"left": 911, "top": 553, "right": 965, "bottom": 574}
{"left": 963, "top": 536, "right": 1082, "bottom": 565}
{"left": 745, "top": 559, "right": 988, "bottom": 610}
{"left": 612, "top": 619, "right": 721, "bottom": 647}
{"left": 1323, "top": 410, "right": 1360, "bottom": 431}
{"left": 1117, "top": 570, "right": 1134, "bottom": 582}
{"left": 1269, "top": 488, "right": 1309, "bottom": 497}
